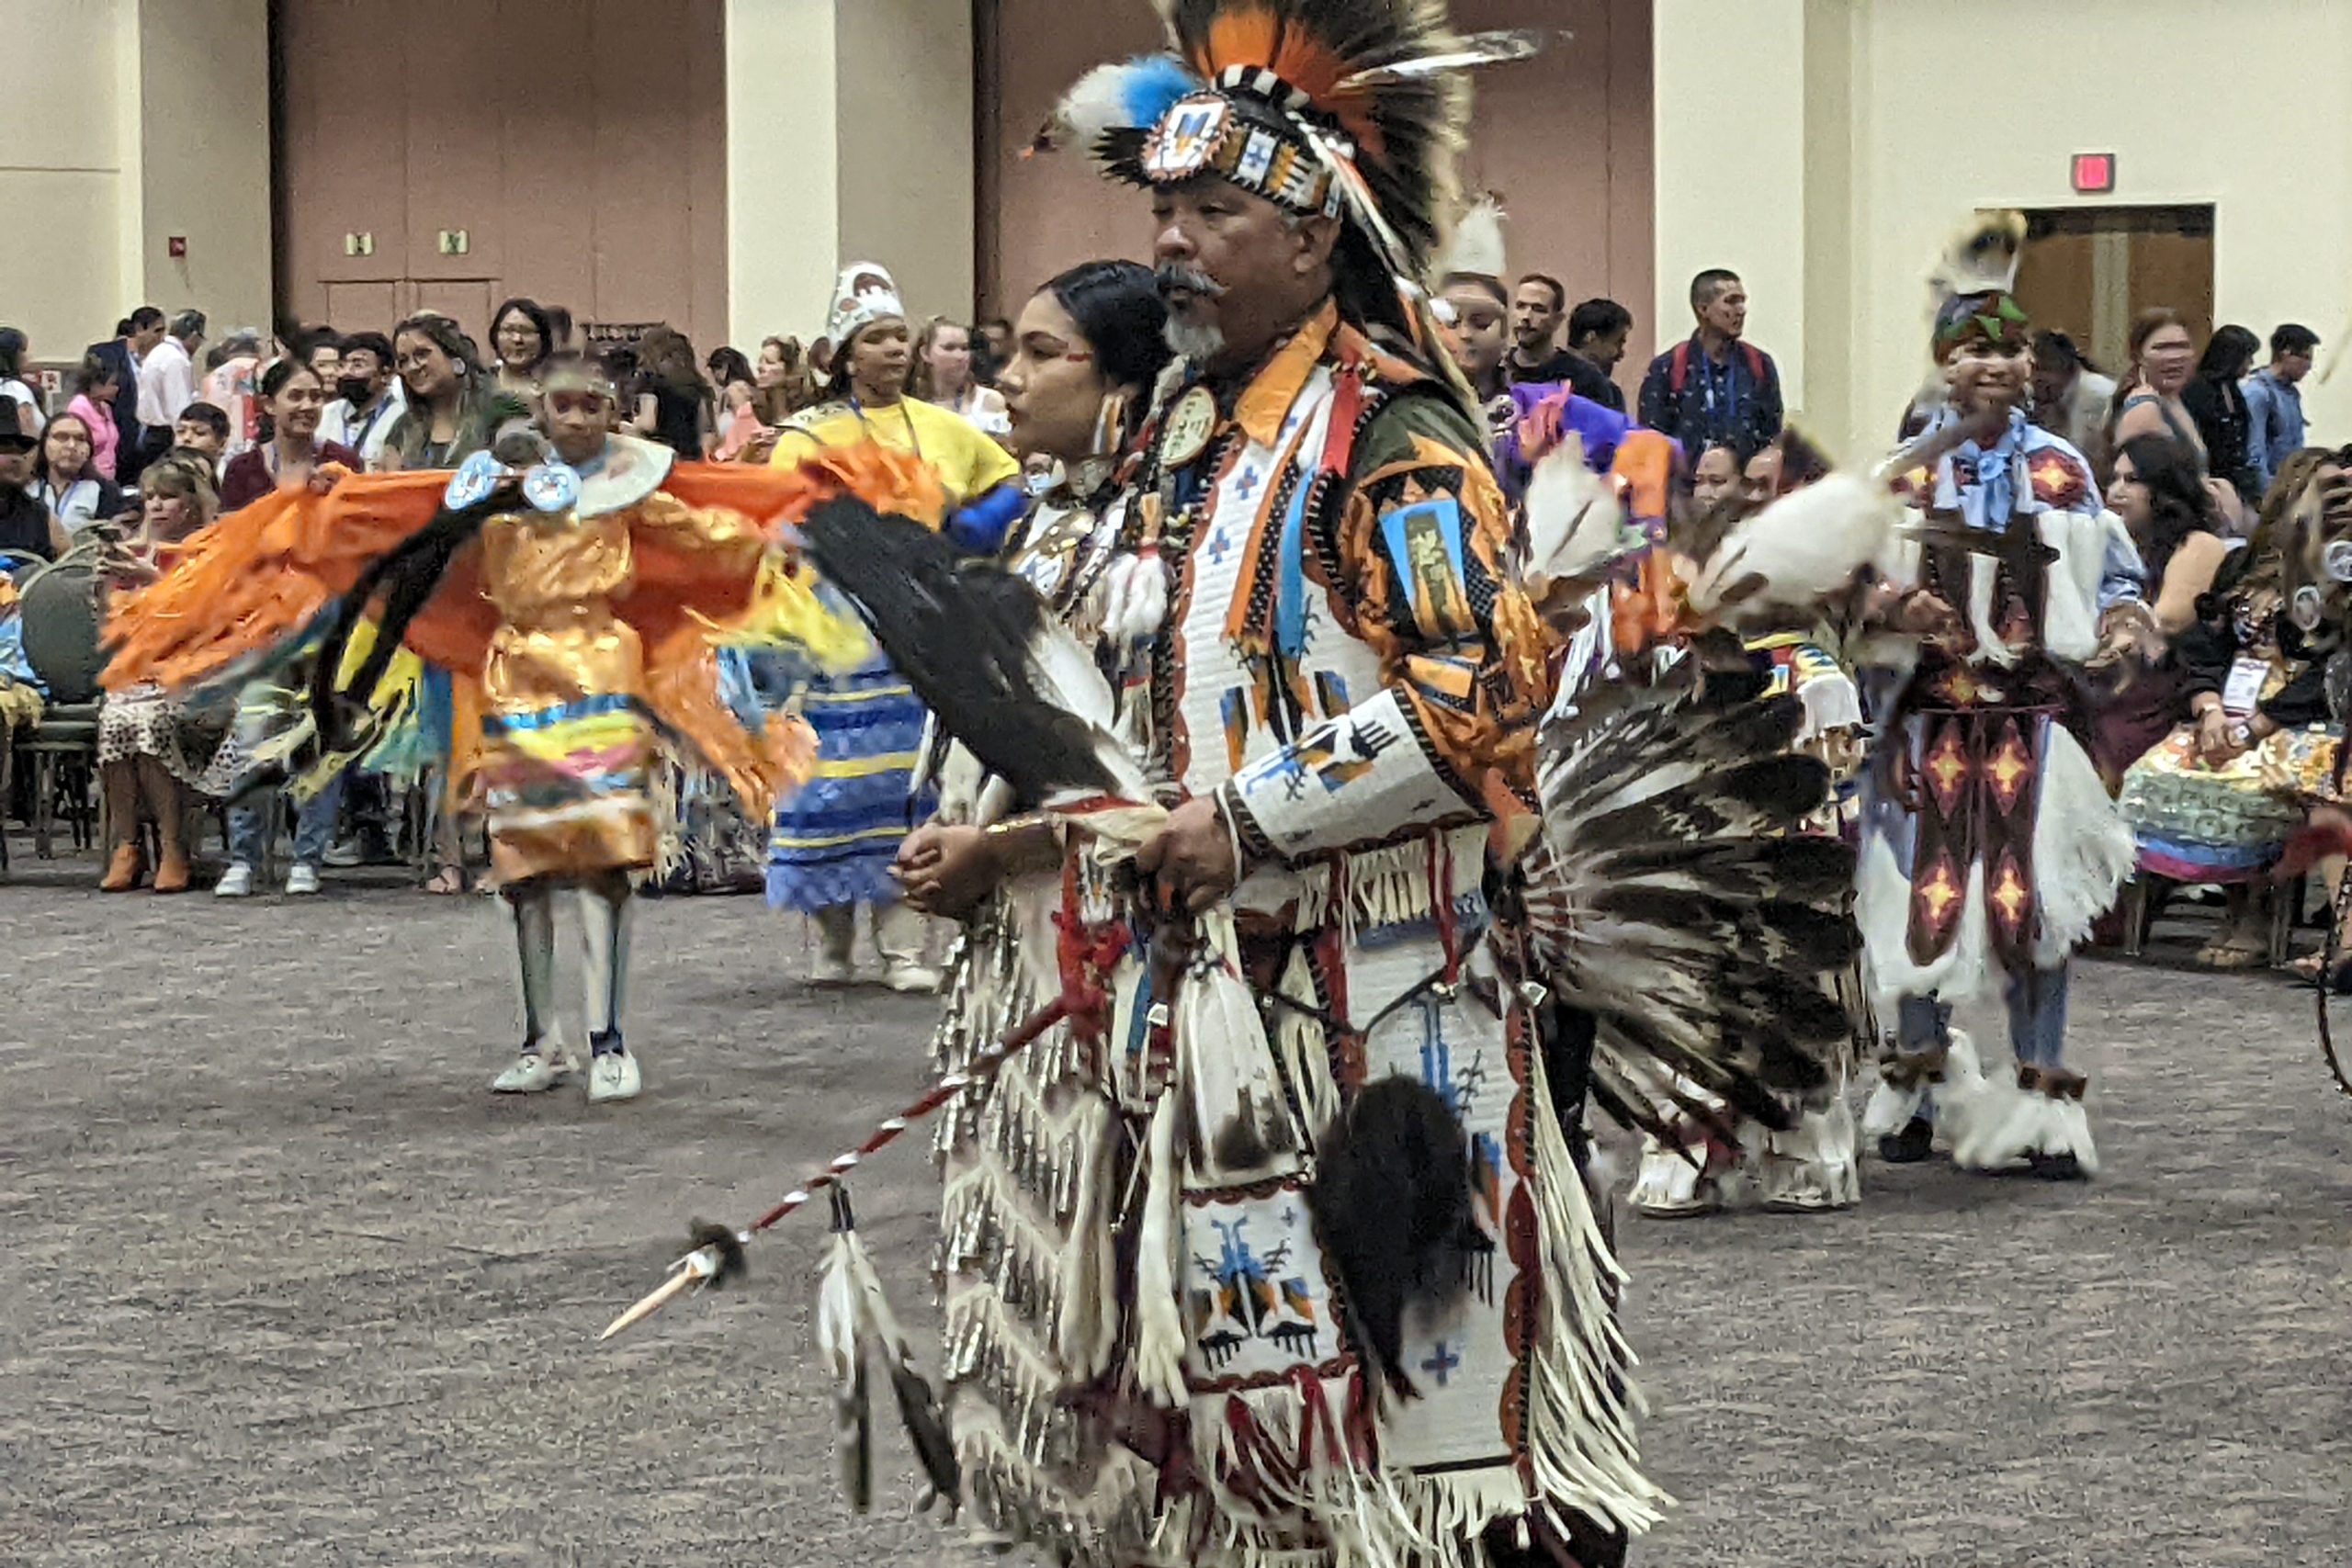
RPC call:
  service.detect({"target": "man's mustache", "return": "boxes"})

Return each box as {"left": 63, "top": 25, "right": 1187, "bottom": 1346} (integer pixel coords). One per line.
{"left": 1157, "top": 264, "right": 1227, "bottom": 299}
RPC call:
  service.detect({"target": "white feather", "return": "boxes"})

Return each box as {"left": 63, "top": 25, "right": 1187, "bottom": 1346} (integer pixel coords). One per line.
{"left": 1685, "top": 472, "right": 1904, "bottom": 623}
{"left": 1927, "top": 209, "right": 2029, "bottom": 304}
{"left": 1339, "top": 28, "right": 1550, "bottom": 87}
{"left": 815, "top": 1232, "right": 862, "bottom": 1393}
{"left": 1520, "top": 434, "right": 1634, "bottom": 589}
{"left": 1437, "top": 195, "right": 1507, "bottom": 282}
{"left": 1050, "top": 62, "right": 1147, "bottom": 152}
{"left": 1023, "top": 611, "right": 1155, "bottom": 807}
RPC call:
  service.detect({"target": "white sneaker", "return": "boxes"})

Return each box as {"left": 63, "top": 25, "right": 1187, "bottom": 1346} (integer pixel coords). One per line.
{"left": 491, "top": 1042, "right": 576, "bottom": 1093}
{"left": 214, "top": 863, "right": 254, "bottom": 898}
{"left": 812, "top": 951, "right": 856, "bottom": 987}
{"left": 586, "top": 1048, "right": 642, "bottom": 1103}
{"left": 285, "top": 863, "right": 322, "bottom": 896}
{"left": 884, "top": 961, "right": 942, "bottom": 995}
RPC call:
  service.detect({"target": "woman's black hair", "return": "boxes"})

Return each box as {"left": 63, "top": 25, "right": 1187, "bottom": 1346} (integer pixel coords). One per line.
{"left": 488, "top": 297, "right": 555, "bottom": 371}
{"left": 2115, "top": 431, "right": 2215, "bottom": 583}
{"left": 311, "top": 484, "right": 524, "bottom": 755}
{"left": 1040, "top": 259, "right": 1171, "bottom": 444}
{"left": 0, "top": 327, "right": 25, "bottom": 379}
{"left": 2198, "top": 323, "right": 2260, "bottom": 384}
{"left": 254, "top": 357, "right": 322, "bottom": 445}
{"left": 707, "top": 345, "right": 755, "bottom": 389}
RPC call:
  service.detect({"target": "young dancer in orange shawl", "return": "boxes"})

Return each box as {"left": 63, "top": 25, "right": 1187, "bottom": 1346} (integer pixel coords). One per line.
{"left": 105, "top": 355, "right": 907, "bottom": 1102}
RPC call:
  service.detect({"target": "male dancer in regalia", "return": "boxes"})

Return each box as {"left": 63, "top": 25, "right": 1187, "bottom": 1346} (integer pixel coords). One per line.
{"left": 1859, "top": 222, "right": 2146, "bottom": 1179}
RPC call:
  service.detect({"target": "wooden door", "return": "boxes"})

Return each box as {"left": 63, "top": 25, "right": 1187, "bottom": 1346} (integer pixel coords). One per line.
{"left": 276, "top": 0, "right": 726, "bottom": 351}
{"left": 323, "top": 280, "right": 404, "bottom": 332}
{"left": 2015, "top": 230, "right": 2098, "bottom": 353}
{"left": 276, "top": 0, "right": 410, "bottom": 322}
{"left": 2129, "top": 231, "right": 2214, "bottom": 350}
{"left": 400, "top": 0, "right": 504, "bottom": 291}
{"left": 498, "top": 0, "right": 597, "bottom": 321}
{"left": 413, "top": 280, "right": 498, "bottom": 341}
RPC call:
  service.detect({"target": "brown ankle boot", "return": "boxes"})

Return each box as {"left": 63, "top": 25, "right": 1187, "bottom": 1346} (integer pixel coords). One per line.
{"left": 100, "top": 842, "right": 144, "bottom": 892}
{"left": 153, "top": 843, "right": 192, "bottom": 894}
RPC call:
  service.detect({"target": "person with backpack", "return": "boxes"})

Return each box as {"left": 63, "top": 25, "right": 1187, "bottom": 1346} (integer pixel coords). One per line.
{"left": 1637, "top": 267, "right": 1784, "bottom": 460}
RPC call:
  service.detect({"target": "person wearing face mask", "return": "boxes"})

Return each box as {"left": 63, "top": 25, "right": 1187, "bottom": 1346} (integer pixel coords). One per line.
{"left": 1858, "top": 214, "right": 2150, "bottom": 1184}
{"left": 764, "top": 263, "right": 1024, "bottom": 991}
{"left": 316, "top": 332, "right": 407, "bottom": 468}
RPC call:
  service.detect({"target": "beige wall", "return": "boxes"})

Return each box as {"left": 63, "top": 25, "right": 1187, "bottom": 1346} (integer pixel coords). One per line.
{"left": 729, "top": 0, "right": 976, "bottom": 346}
{"left": 1657, "top": 0, "right": 2352, "bottom": 457}
{"left": 835, "top": 0, "right": 976, "bottom": 330}
{"left": 137, "top": 0, "right": 272, "bottom": 338}
{"left": 979, "top": 0, "right": 1656, "bottom": 388}
{"left": 4, "top": 0, "right": 135, "bottom": 361}
{"left": 729, "top": 0, "right": 841, "bottom": 347}
{"left": 4, "top": 0, "right": 266, "bottom": 365}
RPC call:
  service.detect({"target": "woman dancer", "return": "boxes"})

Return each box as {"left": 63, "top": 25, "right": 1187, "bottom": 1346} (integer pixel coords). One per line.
{"left": 889, "top": 259, "right": 1170, "bottom": 1553}
{"left": 765, "top": 264, "right": 1023, "bottom": 989}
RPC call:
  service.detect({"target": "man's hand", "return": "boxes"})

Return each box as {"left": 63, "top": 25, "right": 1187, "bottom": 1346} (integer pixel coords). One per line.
{"left": 1133, "top": 795, "right": 1238, "bottom": 915}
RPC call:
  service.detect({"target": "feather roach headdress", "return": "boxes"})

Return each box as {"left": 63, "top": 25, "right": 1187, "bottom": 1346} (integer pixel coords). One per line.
{"left": 1040, "top": 1, "right": 1542, "bottom": 337}
{"left": 1928, "top": 209, "right": 2030, "bottom": 362}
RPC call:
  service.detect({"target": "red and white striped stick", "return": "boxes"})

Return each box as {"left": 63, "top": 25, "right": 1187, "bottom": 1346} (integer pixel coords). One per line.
{"left": 598, "top": 994, "right": 1076, "bottom": 1342}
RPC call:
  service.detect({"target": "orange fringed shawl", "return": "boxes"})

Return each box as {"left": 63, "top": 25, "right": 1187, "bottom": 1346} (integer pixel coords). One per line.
{"left": 103, "top": 445, "right": 943, "bottom": 824}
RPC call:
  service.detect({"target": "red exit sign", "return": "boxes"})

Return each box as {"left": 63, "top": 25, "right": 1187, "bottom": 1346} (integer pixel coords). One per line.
{"left": 2071, "top": 152, "right": 2115, "bottom": 195}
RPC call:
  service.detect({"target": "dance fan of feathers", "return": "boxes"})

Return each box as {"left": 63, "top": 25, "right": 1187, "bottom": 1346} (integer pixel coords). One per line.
{"left": 1521, "top": 660, "right": 1860, "bottom": 1137}
{"left": 1518, "top": 453, "right": 1905, "bottom": 1140}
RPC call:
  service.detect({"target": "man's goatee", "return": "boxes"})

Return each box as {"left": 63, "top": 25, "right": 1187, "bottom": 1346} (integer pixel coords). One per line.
{"left": 1164, "top": 319, "right": 1226, "bottom": 363}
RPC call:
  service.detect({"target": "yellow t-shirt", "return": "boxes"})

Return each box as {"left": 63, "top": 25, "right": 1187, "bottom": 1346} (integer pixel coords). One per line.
{"left": 770, "top": 397, "right": 1021, "bottom": 516}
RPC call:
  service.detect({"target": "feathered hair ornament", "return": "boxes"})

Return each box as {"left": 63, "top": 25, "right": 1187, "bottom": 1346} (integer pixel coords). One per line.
{"left": 1434, "top": 192, "right": 1507, "bottom": 287}
{"left": 1038, "top": 1, "right": 1544, "bottom": 336}
{"left": 1928, "top": 209, "right": 2031, "bottom": 362}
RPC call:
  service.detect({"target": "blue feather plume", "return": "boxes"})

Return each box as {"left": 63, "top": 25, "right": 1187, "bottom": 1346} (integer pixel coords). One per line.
{"left": 1038, "top": 54, "right": 1202, "bottom": 161}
